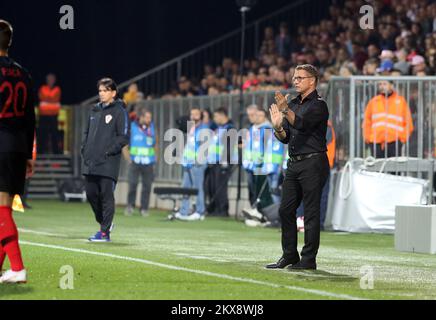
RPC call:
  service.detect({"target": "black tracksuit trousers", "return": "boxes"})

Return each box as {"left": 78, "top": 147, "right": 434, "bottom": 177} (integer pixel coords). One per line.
{"left": 85, "top": 175, "right": 116, "bottom": 234}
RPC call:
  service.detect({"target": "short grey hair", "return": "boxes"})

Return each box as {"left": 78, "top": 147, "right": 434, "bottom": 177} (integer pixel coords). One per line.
{"left": 295, "top": 64, "right": 319, "bottom": 85}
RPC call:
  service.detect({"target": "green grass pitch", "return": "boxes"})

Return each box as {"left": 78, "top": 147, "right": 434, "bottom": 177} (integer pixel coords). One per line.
{"left": 1, "top": 200, "right": 435, "bottom": 300}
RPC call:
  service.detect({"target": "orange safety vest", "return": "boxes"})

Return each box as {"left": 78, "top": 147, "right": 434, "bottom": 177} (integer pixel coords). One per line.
{"left": 39, "top": 85, "right": 61, "bottom": 116}
{"left": 362, "top": 91, "right": 414, "bottom": 144}
{"left": 327, "top": 120, "right": 336, "bottom": 169}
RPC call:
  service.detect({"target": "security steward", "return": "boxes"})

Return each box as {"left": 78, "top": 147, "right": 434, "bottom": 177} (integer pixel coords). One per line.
{"left": 38, "top": 73, "right": 62, "bottom": 154}
{"left": 81, "top": 78, "right": 129, "bottom": 242}
{"left": 362, "top": 80, "right": 414, "bottom": 158}
{"left": 267, "top": 64, "right": 329, "bottom": 270}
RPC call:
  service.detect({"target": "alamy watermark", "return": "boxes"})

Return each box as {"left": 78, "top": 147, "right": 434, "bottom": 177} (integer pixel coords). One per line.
{"left": 359, "top": 1, "right": 374, "bottom": 30}
{"left": 163, "top": 121, "right": 278, "bottom": 175}
{"left": 59, "top": 5, "right": 74, "bottom": 30}
{"left": 59, "top": 265, "right": 74, "bottom": 290}
{"left": 359, "top": 265, "right": 374, "bottom": 290}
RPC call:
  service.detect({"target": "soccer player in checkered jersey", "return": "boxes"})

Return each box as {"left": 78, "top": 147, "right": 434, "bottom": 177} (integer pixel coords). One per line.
{"left": 0, "top": 20, "right": 36, "bottom": 283}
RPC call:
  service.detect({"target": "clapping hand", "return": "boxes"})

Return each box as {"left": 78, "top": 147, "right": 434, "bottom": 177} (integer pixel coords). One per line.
{"left": 274, "top": 91, "right": 290, "bottom": 112}
{"left": 269, "top": 104, "right": 283, "bottom": 130}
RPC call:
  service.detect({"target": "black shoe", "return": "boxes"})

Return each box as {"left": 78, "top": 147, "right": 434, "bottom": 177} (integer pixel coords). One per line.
{"left": 288, "top": 260, "right": 317, "bottom": 270}
{"left": 265, "top": 256, "right": 300, "bottom": 269}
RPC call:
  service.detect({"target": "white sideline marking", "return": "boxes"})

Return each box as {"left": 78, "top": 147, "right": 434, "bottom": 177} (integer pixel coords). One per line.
{"left": 18, "top": 228, "right": 66, "bottom": 238}
{"left": 175, "top": 253, "right": 229, "bottom": 263}
{"left": 20, "top": 240, "right": 364, "bottom": 300}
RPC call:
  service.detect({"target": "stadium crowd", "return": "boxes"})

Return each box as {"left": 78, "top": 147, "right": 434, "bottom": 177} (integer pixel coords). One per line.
{"left": 134, "top": 0, "right": 436, "bottom": 100}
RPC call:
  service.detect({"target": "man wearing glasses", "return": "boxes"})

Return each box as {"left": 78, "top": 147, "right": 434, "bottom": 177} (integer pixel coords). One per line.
{"left": 266, "top": 64, "right": 330, "bottom": 270}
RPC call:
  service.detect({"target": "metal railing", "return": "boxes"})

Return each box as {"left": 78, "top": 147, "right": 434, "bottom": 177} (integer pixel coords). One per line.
{"left": 74, "top": 77, "right": 436, "bottom": 183}
{"left": 80, "top": 0, "right": 331, "bottom": 105}
{"left": 75, "top": 88, "right": 311, "bottom": 183}
{"left": 327, "top": 76, "right": 436, "bottom": 176}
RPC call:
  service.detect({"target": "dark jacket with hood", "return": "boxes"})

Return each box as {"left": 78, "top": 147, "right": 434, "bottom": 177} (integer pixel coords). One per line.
{"left": 81, "top": 99, "right": 129, "bottom": 181}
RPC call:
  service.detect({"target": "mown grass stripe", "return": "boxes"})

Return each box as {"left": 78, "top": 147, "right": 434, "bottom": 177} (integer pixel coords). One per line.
{"left": 20, "top": 240, "right": 365, "bottom": 300}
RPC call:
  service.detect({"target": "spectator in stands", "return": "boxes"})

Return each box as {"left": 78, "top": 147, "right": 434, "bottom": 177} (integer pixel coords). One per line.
{"left": 222, "top": 57, "right": 234, "bottom": 82}
{"left": 251, "top": 59, "right": 261, "bottom": 71}
{"left": 379, "top": 27, "right": 396, "bottom": 51}
{"left": 395, "top": 35, "right": 405, "bottom": 54}
{"left": 205, "top": 74, "right": 217, "bottom": 91}
{"left": 150, "top": 0, "right": 436, "bottom": 99}
{"left": 292, "top": 53, "right": 306, "bottom": 66}
{"left": 208, "top": 86, "right": 220, "bottom": 96}
{"left": 328, "top": 42, "right": 338, "bottom": 61}
{"left": 390, "top": 70, "right": 402, "bottom": 77}
{"left": 242, "top": 71, "right": 259, "bottom": 92}
{"left": 270, "top": 68, "right": 288, "bottom": 90}
{"left": 411, "top": 23, "right": 426, "bottom": 50}
{"left": 257, "top": 67, "right": 270, "bottom": 89}
{"left": 203, "top": 64, "right": 214, "bottom": 77}
{"left": 38, "top": 73, "right": 62, "bottom": 154}
{"left": 411, "top": 55, "right": 429, "bottom": 75}
{"left": 425, "top": 34, "right": 435, "bottom": 54}
{"left": 259, "top": 26, "right": 275, "bottom": 57}
{"left": 352, "top": 42, "right": 368, "bottom": 71}
{"left": 367, "top": 44, "right": 381, "bottom": 60}
{"left": 428, "top": 48, "right": 436, "bottom": 74}
{"left": 339, "top": 62, "right": 357, "bottom": 76}
{"left": 276, "top": 56, "right": 288, "bottom": 70}
{"left": 315, "top": 47, "right": 332, "bottom": 75}
{"left": 304, "top": 50, "right": 317, "bottom": 66}
{"left": 432, "top": 4, "right": 436, "bottom": 32}
{"left": 215, "top": 65, "right": 224, "bottom": 78}
{"left": 123, "top": 83, "right": 144, "bottom": 119}
{"left": 177, "top": 76, "right": 196, "bottom": 97}
{"left": 286, "top": 65, "right": 296, "bottom": 81}
{"left": 243, "top": 59, "right": 251, "bottom": 73}
{"left": 331, "top": 47, "right": 351, "bottom": 74}
{"left": 363, "top": 58, "right": 379, "bottom": 76}
{"left": 363, "top": 80, "right": 414, "bottom": 158}
{"left": 379, "top": 49, "right": 394, "bottom": 62}
{"left": 321, "top": 67, "right": 336, "bottom": 82}
{"left": 123, "top": 83, "right": 140, "bottom": 105}
{"left": 394, "top": 49, "right": 411, "bottom": 75}
{"left": 275, "top": 22, "right": 292, "bottom": 58}
{"left": 376, "top": 59, "right": 394, "bottom": 75}
{"left": 217, "top": 77, "right": 233, "bottom": 93}
{"left": 404, "top": 36, "right": 419, "bottom": 61}
{"left": 197, "top": 78, "right": 209, "bottom": 96}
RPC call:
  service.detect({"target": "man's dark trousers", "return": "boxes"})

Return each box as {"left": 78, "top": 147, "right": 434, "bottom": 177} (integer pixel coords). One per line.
{"left": 127, "top": 163, "right": 154, "bottom": 210}
{"left": 208, "top": 164, "right": 232, "bottom": 216}
{"left": 85, "top": 175, "right": 116, "bottom": 234}
{"left": 279, "top": 153, "right": 330, "bottom": 263}
{"left": 368, "top": 142, "right": 402, "bottom": 158}
{"left": 38, "top": 115, "right": 61, "bottom": 154}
